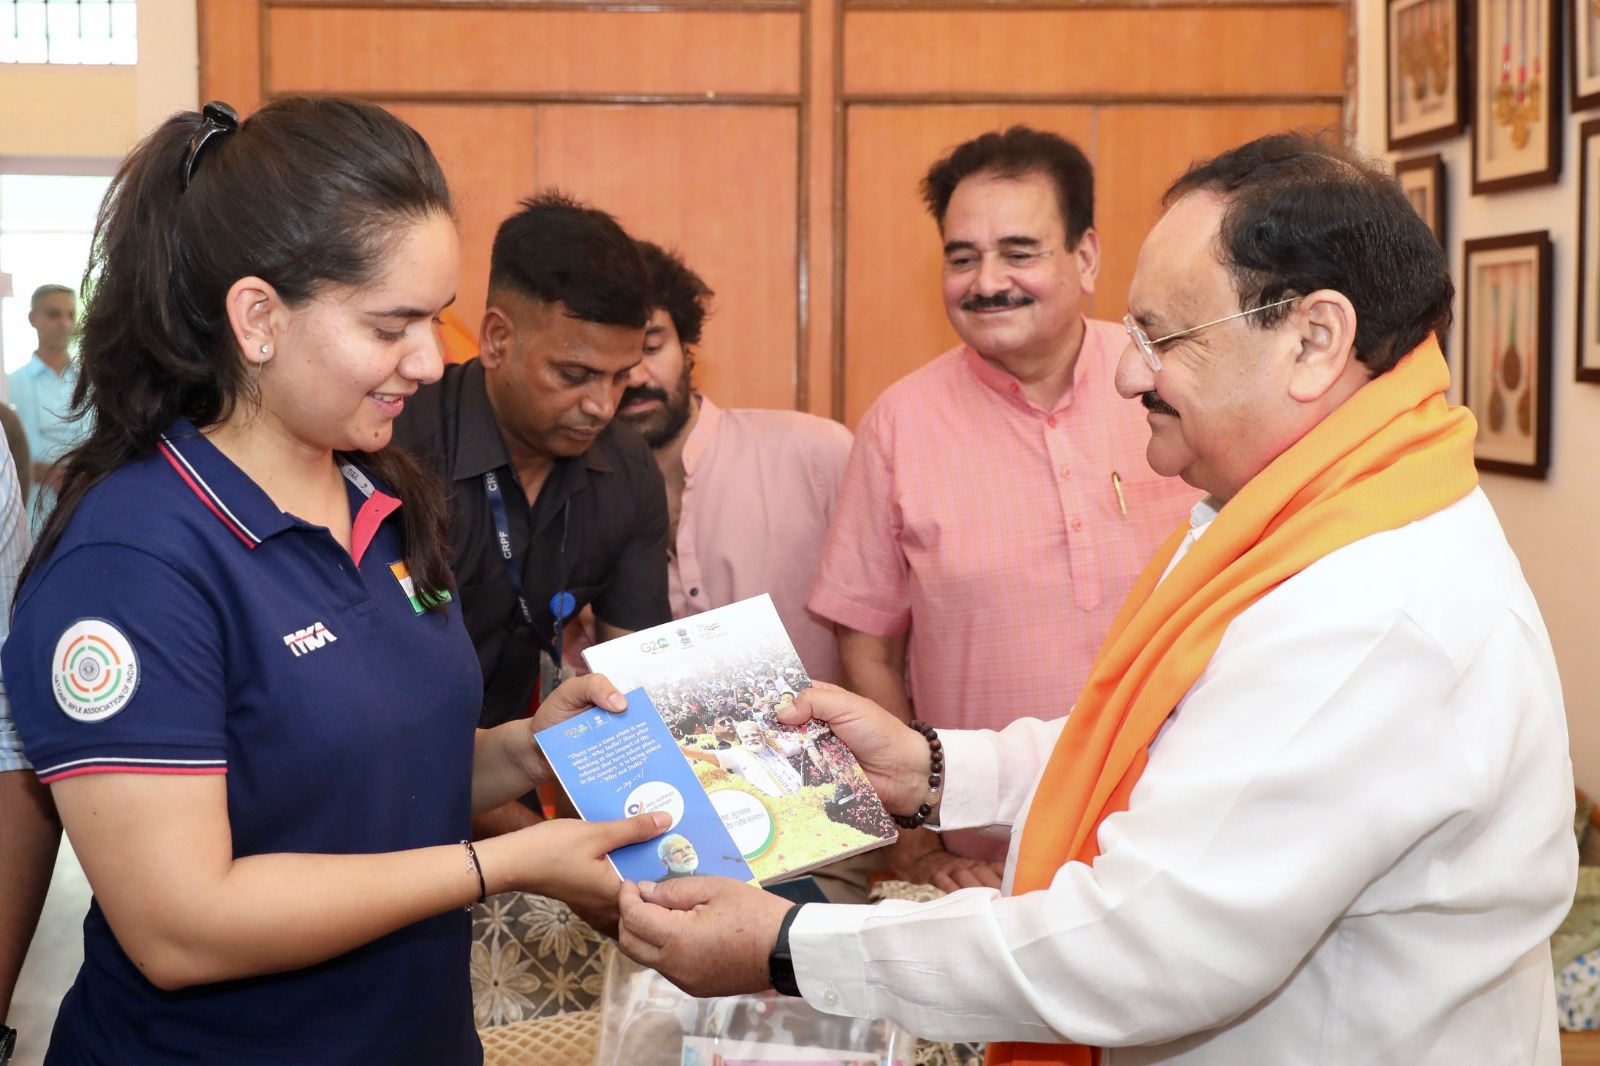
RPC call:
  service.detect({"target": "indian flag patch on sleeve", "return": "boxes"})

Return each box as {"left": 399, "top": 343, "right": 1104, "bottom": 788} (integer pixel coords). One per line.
{"left": 390, "top": 560, "right": 452, "bottom": 615}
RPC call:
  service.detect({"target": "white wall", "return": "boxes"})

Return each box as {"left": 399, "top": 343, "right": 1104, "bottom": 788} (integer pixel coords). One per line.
{"left": 1354, "top": 0, "right": 1600, "bottom": 794}
{"left": 0, "top": 0, "right": 197, "bottom": 159}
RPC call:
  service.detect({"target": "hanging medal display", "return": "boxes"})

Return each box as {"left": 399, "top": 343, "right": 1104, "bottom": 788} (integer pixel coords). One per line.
{"left": 1472, "top": 0, "right": 1559, "bottom": 191}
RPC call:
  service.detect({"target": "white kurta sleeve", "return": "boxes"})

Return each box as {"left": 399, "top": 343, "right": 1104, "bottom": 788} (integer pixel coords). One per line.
{"left": 936, "top": 715, "right": 1067, "bottom": 835}
{"left": 790, "top": 532, "right": 1573, "bottom": 1050}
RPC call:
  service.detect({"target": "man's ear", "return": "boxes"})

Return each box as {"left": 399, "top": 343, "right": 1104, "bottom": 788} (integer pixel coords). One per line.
{"left": 224, "top": 278, "right": 286, "bottom": 367}
{"left": 1287, "top": 290, "right": 1359, "bottom": 403}
{"left": 1071, "top": 227, "right": 1101, "bottom": 296}
{"left": 479, "top": 306, "right": 513, "bottom": 371}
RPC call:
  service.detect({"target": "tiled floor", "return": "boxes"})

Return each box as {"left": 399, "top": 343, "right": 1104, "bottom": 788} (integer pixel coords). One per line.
{"left": 9, "top": 840, "right": 89, "bottom": 1066}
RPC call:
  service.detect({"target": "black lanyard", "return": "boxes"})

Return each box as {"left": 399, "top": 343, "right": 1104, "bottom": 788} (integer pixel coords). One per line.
{"left": 483, "top": 469, "right": 572, "bottom": 667}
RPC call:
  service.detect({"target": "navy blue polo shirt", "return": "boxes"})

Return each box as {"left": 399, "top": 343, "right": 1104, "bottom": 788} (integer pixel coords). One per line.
{"left": 4, "top": 419, "right": 484, "bottom": 1065}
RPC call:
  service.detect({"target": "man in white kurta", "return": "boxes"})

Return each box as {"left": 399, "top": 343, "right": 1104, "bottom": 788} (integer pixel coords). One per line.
{"left": 792, "top": 488, "right": 1572, "bottom": 1063}
{"left": 616, "top": 133, "right": 1576, "bottom": 1066}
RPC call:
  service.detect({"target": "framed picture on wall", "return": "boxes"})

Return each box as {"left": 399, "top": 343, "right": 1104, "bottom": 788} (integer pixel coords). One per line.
{"left": 1472, "top": 0, "right": 1561, "bottom": 192}
{"left": 1577, "top": 120, "right": 1600, "bottom": 381}
{"left": 1387, "top": 0, "right": 1466, "bottom": 148}
{"left": 1576, "top": 0, "right": 1600, "bottom": 111}
{"left": 1395, "top": 153, "right": 1447, "bottom": 248}
{"left": 1461, "top": 232, "right": 1552, "bottom": 478}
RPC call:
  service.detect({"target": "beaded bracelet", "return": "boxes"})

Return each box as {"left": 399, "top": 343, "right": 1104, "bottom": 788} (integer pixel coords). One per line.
{"left": 462, "top": 839, "right": 488, "bottom": 904}
{"left": 892, "top": 719, "right": 943, "bottom": 830}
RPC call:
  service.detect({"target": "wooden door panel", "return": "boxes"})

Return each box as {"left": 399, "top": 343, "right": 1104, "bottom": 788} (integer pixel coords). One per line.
{"left": 1094, "top": 103, "right": 1346, "bottom": 324}
{"left": 197, "top": 0, "right": 261, "bottom": 114}
{"left": 535, "top": 105, "right": 801, "bottom": 411}
{"left": 843, "top": 8, "right": 1348, "bottom": 98}
{"left": 267, "top": 7, "right": 801, "bottom": 98}
{"left": 841, "top": 105, "right": 1094, "bottom": 426}
{"left": 382, "top": 104, "right": 539, "bottom": 340}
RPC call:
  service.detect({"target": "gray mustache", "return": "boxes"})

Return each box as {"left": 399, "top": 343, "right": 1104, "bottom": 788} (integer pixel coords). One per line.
{"left": 1142, "top": 391, "right": 1179, "bottom": 417}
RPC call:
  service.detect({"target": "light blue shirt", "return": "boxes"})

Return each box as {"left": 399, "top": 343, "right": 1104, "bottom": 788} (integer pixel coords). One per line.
{"left": 9, "top": 352, "right": 82, "bottom": 535}
{"left": 0, "top": 444, "right": 33, "bottom": 772}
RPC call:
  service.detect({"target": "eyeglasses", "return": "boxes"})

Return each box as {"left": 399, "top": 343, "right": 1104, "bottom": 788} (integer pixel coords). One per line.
{"left": 1123, "top": 296, "right": 1301, "bottom": 372}
{"left": 181, "top": 100, "right": 240, "bottom": 192}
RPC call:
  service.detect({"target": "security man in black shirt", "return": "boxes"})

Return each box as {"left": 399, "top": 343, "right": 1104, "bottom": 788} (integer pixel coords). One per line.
{"left": 394, "top": 191, "right": 670, "bottom": 832}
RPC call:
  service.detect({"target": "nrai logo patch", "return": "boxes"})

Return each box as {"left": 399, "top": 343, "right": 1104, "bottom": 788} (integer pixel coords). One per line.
{"left": 52, "top": 619, "right": 140, "bottom": 723}
{"left": 283, "top": 622, "right": 338, "bottom": 658}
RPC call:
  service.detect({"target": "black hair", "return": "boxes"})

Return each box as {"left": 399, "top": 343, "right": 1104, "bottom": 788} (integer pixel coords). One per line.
{"left": 636, "top": 240, "right": 714, "bottom": 348}
{"left": 488, "top": 191, "right": 651, "bottom": 329}
{"left": 1163, "top": 131, "right": 1453, "bottom": 376}
{"left": 920, "top": 125, "right": 1095, "bottom": 247}
{"left": 26, "top": 96, "right": 456, "bottom": 608}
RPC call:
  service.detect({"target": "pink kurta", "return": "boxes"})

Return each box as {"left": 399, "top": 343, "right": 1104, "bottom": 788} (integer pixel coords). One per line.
{"left": 807, "top": 318, "right": 1200, "bottom": 857}
{"left": 671, "top": 397, "right": 854, "bottom": 684}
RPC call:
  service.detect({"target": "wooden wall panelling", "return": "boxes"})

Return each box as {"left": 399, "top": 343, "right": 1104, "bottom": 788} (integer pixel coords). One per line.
{"left": 841, "top": 106, "right": 1094, "bottom": 425}
{"left": 842, "top": 7, "right": 1348, "bottom": 99}
{"left": 1093, "top": 103, "right": 1346, "bottom": 325}
{"left": 803, "top": 0, "right": 836, "bottom": 415}
{"left": 381, "top": 104, "right": 540, "bottom": 336}
{"left": 535, "top": 105, "right": 801, "bottom": 411}
{"left": 196, "top": 0, "right": 263, "bottom": 115}
{"left": 266, "top": 7, "right": 802, "bottom": 99}
{"left": 198, "top": 0, "right": 1352, "bottom": 423}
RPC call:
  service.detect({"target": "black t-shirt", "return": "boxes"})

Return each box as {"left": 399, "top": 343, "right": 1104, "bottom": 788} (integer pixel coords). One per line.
{"left": 394, "top": 359, "right": 670, "bottom": 726}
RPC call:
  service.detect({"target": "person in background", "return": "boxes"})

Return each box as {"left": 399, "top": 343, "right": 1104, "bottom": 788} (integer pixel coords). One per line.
{"left": 616, "top": 241, "right": 852, "bottom": 685}
{"left": 3, "top": 97, "right": 667, "bottom": 1064}
{"left": 9, "top": 284, "right": 80, "bottom": 533}
{"left": 618, "top": 132, "right": 1575, "bottom": 1066}
{"left": 394, "top": 195, "right": 670, "bottom": 836}
{"left": 0, "top": 403, "right": 33, "bottom": 504}
{"left": 807, "top": 126, "right": 1198, "bottom": 893}
{"left": 0, "top": 444, "right": 47, "bottom": 1062}
{"left": 616, "top": 242, "right": 876, "bottom": 901}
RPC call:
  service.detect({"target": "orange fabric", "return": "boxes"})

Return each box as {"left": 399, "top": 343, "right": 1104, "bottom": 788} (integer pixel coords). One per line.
{"left": 435, "top": 307, "right": 480, "bottom": 364}
{"left": 985, "top": 337, "right": 1477, "bottom": 1066}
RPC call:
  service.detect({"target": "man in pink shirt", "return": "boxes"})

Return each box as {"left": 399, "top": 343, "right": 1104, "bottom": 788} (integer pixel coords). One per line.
{"left": 616, "top": 242, "right": 853, "bottom": 686}
{"left": 616, "top": 242, "right": 872, "bottom": 901}
{"left": 808, "top": 126, "right": 1199, "bottom": 892}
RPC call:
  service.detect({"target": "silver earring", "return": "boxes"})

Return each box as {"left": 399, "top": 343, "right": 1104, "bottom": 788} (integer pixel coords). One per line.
{"left": 259, "top": 344, "right": 271, "bottom": 355}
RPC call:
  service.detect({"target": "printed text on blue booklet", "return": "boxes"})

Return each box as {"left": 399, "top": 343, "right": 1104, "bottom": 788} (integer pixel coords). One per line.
{"left": 537, "top": 688, "right": 759, "bottom": 886}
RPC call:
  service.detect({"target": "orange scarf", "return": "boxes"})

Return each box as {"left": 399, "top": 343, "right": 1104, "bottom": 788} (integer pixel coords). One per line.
{"left": 986, "top": 337, "right": 1476, "bottom": 1066}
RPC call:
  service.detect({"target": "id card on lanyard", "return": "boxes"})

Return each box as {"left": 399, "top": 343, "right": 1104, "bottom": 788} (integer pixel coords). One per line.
{"left": 484, "top": 469, "right": 576, "bottom": 703}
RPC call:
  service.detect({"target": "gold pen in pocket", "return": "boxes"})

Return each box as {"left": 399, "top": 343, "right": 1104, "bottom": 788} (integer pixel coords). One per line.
{"left": 1111, "top": 471, "right": 1127, "bottom": 516}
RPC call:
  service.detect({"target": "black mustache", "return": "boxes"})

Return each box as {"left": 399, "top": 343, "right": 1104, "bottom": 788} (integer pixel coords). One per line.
{"left": 960, "top": 292, "right": 1035, "bottom": 312}
{"left": 621, "top": 384, "right": 670, "bottom": 407}
{"left": 1141, "top": 391, "right": 1179, "bottom": 417}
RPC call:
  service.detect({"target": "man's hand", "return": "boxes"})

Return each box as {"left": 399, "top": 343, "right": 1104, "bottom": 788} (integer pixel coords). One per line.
{"left": 781, "top": 683, "right": 934, "bottom": 816}
{"left": 617, "top": 877, "right": 793, "bottom": 998}
{"left": 483, "top": 811, "right": 669, "bottom": 937}
{"left": 885, "top": 826, "right": 1004, "bottom": 892}
{"left": 898, "top": 846, "right": 1004, "bottom": 893}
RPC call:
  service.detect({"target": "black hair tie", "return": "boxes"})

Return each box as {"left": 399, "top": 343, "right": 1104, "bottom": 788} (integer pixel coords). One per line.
{"left": 180, "top": 100, "right": 240, "bottom": 192}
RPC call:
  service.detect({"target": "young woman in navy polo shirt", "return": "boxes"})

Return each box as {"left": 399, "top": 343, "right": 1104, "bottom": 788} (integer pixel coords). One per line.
{"left": 1, "top": 97, "right": 667, "bottom": 1064}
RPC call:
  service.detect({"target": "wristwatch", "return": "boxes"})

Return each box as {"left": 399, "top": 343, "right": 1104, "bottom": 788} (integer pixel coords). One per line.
{"left": 767, "top": 904, "right": 804, "bottom": 997}
{"left": 0, "top": 1022, "right": 17, "bottom": 1064}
